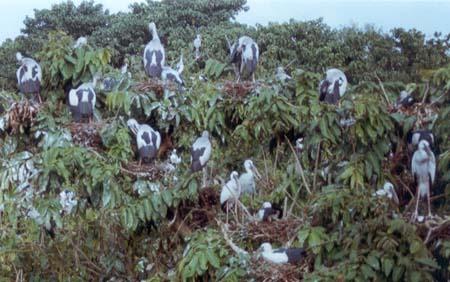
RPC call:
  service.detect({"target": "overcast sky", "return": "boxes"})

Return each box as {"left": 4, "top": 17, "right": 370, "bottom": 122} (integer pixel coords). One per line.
{"left": 1, "top": 0, "right": 450, "bottom": 43}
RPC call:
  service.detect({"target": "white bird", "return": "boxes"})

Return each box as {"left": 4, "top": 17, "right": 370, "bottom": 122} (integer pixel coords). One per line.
{"left": 295, "top": 138, "right": 304, "bottom": 154}
{"left": 194, "top": 34, "right": 201, "bottom": 60}
{"left": 68, "top": 74, "right": 99, "bottom": 123}
{"left": 73, "top": 37, "right": 87, "bottom": 49}
{"left": 258, "top": 243, "right": 306, "bottom": 265}
{"left": 257, "top": 202, "right": 281, "bottom": 222}
{"left": 227, "top": 35, "right": 259, "bottom": 82}
{"left": 161, "top": 54, "right": 184, "bottom": 86}
{"left": 275, "top": 66, "right": 291, "bottom": 83}
{"left": 16, "top": 52, "right": 42, "bottom": 102}
{"left": 143, "top": 22, "right": 165, "bottom": 78}
{"left": 318, "top": 68, "right": 348, "bottom": 105}
{"left": 220, "top": 171, "right": 241, "bottom": 205}
{"left": 373, "top": 182, "right": 399, "bottom": 205}
{"left": 411, "top": 140, "right": 436, "bottom": 220}
{"left": 239, "top": 159, "right": 261, "bottom": 195}
{"left": 127, "top": 119, "right": 161, "bottom": 165}
{"left": 407, "top": 130, "right": 434, "bottom": 155}
{"left": 59, "top": 190, "right": 77, "bottom": 215}
{"left": 191, "top": 131, "right": 212, "bottom": 187}
{"left": 169, "top": 149, "right": 182, "bottom": 165}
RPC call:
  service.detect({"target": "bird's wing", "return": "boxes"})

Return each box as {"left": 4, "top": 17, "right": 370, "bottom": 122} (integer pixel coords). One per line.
{"left": 428, "top": 152, "right": 436, "bottom": 184}
{"left": 411, "top": 152, "right": 419, "bottom": 185}
{"left": 318, "top": 80, "right": 329, "bottom": 101}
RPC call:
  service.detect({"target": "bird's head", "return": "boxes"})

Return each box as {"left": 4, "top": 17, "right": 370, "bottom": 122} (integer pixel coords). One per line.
{"left": 230, "top": 171, "right": 239, "bottom": 181}
{"left": 16, "top": 52, "right": 23, "bottom": 62}
{"left": 127, "top": 119, "right": 140, "bottom": 135}
{"left": 244, "top": 159, "right": 262, "bottom": 179}
{"left": 418, "top": 140, "right": 430, "bottom": 151}
{"left": 259, "top": 242, "right": 273, "bottom": 253}
{"left": 262, "top": 202, "right": 272, "bottom": 209}
{"left": 296, "top": 138, "right": 304, "bottom": 151}
{"left": 383, "top": 182, "right": 394, "bottom": 193}
{"left": 201, "top": 131, "right": 209, "bottom": 139}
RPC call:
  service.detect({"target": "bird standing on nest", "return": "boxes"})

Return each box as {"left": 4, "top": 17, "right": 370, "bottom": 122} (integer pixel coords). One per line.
{"left": 411, "top": 140, "right": 436, "bottom": 221}
{"left": 161, "top": 54, "right": 184, "bottom": 86}
{"left": 257, "top": 202, "right": 282, "bottom": 222}
{"left": 258, "top": 242, "right": 307, "bottom": 264}
{"left": 318, "top": 68, "right": 347, "bottom": 105}
{"left": 144, "top": 22, "right": 165, "bottom": 78}
{"left": 127, "top": 119, "right": 161, "bottom": 165}
{"left": 220, "top": 171, "right": 241, "bottom": 223}
{"left": 16, "top": 52, "right": 42, "bottom": 103}
{"left": 239, "top": 159, "right": 261, "bottom": 197}
{"left": 190, "top": 131, "right": 212, "bottom": 187}
{"left": 68, "top": 74, "right": 100, "bottom": 123}
{"left": 226, "top": 35, "right": 259, "bottom": 82}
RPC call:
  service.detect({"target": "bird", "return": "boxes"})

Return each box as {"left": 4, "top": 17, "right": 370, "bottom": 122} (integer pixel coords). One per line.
{"left": 295, "top": 138, "right": 304, "bottom": 155}
{"left": 373, "top": 182, "right": 399, "bottom": 205}
{"left": 16, "top": 52, "right": 42, "bottom": 103}
{"left": 318, "top": 68, "right": 348, "bottom": 105}
{"left": 395, "top": 90, "right": 415, "bottom": 109}
{"left": 59, "top": 190, "right": 77, "bottom": 215}
{"left": 68, "top": 74, "right": 100, "bottom": 123}
{"left": 127, "top": 119, "right": 161, "bottom": 165}
{"left": 161, "top": 55, "right": 184, "bottom": 86}
{"left": 258, "top": 243, "right": 307, "bottom": 265}
{"left": 239, "top": 159, "right": 261, "bottom": 195}
{"left": 191, "top": 131, "right": 212, "bottom": 187}
{"left": 101, "top": 60, "right": 130, "bottom": 93}
{"left": 220, "top": 171, "right": 241, "bottom": 223}
{"left": 73, "top": 37, "right": 87, "bottom": 49}
{"left": 169, "top": 149, "right": 182, "bottom": 165}
{"left": 257, "top": 202, "right": 282, "bottom": 222}
{"left": 275, "top": 66, "right": 291, "bottom": 83}
{"left": 194, "top": 34, "right": 202, "bottom": 60}
{"left": 143, "top": 22, "right": 165, "bottom": 78}
{"left": 411, "top": 140, "right": 436, "bottom": 220}
{"left": 407, "top": 130, "right": 434, "bottom": 154}
{"left": 226, "top": 35, "right": 259, "bottom": 82}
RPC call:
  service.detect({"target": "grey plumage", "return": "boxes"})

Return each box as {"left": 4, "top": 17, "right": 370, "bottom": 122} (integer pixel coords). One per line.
{"left": 143, "top": 22, "right": 165, "bottom": 78}
{"left": 318, "top": 68, "right": 347, "bottom": 105}
{"left": 227, "top": 36, "right": 259, "bottom": 82}
{"left": 68, "top": 75, "right": 99, "bottom": 122}
{"left": 190, "top": 131, "right": 212, "bottom": 172}
{"left": 16, "top": 52, "right": 42, "bottom": 99}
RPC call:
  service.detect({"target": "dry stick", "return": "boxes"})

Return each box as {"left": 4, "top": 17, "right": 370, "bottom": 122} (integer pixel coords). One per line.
{"left": 395, "top": 176, "right": 415, "bottom": 198}
{"left": 217, "top": 219, "right": 249, "bottom": 256}
{"left": 286, "top": 139, "right": 312, "bottom": 195}
{"left": 312, "top": 141, "right": 321, "bottom": 192}
{"left": 430, "top": 90, "right": 449, "bottom": 106}
{"left": 287, "top": 183, "right": 303, "bottom": 217}
{"left": 421, "top": 82, "right": 430, "bottom": 104}
{"left": 374, "top": 73, "right": 391, "bottom": 106}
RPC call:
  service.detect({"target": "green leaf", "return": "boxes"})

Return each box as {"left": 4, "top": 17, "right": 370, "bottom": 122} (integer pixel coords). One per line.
{"left": 206, "top": 249, "right": 220, "bottom": 268}
{"left": 414, "top": 257, "right": 439, "bottom": 269}
{"left": 382, "top": 258, "right": 394, "bottom": 277}
{"left": 366, "top": 255, "right": 380, "bottom": 271}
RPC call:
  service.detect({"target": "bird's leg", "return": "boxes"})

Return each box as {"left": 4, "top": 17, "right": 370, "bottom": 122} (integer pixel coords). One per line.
{"left": 36, "top": 92, "right": 42, "bottom": 104}
{"left": 412, "top": 186, "right": 420, "bottom": 221}
{"left": 226, "top": 204, "right": 229, "bottom": 225}
{"left": 202, "top": 167, "right": 207, "bottom": 188}
{"left": 427, "top": 187, "right": 432, "bottom": 218}
{"left": 138, "top": 158, "right": 142, "bottom": 167}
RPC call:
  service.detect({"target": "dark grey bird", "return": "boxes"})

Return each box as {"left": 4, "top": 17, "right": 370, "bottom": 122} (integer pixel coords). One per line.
{"left": 143, "top": 22, "right": 165, "bottom": 78}
{"left": 258, "top": 243, "right": 307, "bottom": 264}
{"left": 411, "top": 140, "right": 436, "bottom": 220}
{"left": 257, "top": 202, "right": 282, "bottom": 222}
{"left": 16, "top": 52, "right": 42, "bottom": 102}
{"left": 407, "top": 130, "right": 434, "bottom": 154}
{"left": 68, "top": 74, "right": 99, "bottom": 123}
{"left": 161, "top": 55, "right": 184, "bottom": 86}
{"left": 226, "top": 35, "right": 259, "bottom": 82}
{"left": 127, "top": 119, "right": 161, "bottom": 165}
{"left": 318, "top": 68, "right": 348, "bottom": 105}
{"left": 395, "top": 90, "right": 415, "bottom": 109}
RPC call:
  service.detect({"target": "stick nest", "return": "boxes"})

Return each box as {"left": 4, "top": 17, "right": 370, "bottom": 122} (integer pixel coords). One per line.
{"left": 68, "top": 122, "right": 103, "bottom": 148}
{"left": 133, "top": 79, "right": 177, "bottom": 98}
{"left": 5, "top": 100, "right": 39, "bottom": 134}
{"left": 121, "top": 161, "right": 164, "bottom": 180}
{"left": 249, "top": 255, "right": 312, "bottom": 282}
{"left": 223, "top": 81, "right": 255, "bottom": 100}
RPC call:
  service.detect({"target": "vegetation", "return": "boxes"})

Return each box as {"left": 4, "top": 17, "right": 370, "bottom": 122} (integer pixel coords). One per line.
{"left": 0, "top": 0, "right": 449, "bottom": 281}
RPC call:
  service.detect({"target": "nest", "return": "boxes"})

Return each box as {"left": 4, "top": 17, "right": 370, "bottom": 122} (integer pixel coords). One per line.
{"left": 249, "top": 256, "right": 311, "bottom": 282}
{"left": 68, "top": 122, "right": 103, "bottom": 148}
{"left": 133, "top": 78, "right": 177, "bottom": 98}
{"left": 413, "top": 215, "right": 450, "bottom": 244}
{"left": 223, "top": 81, "right": 255, "bottom": 100}
{"left": 230, "top": 219, "right": 303, "bottom": 246}
{"left": 121, "top": 161, "right": 164, "bottom": 180}
{"left": 390, "top": 102, "right": 439, "bottom": 129}
{"left": 5, "top": 100, "right": 39, "bottom": 134}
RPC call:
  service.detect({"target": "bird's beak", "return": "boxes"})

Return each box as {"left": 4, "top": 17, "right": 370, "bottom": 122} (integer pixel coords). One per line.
{"left": 252, "top": 166, "right": 262, "bottom": 180}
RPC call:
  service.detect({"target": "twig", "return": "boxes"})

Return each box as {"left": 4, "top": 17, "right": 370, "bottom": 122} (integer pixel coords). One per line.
{"left": 430, "top": 90, "right": 449, "bottom": 106}
{"left": 374, "top": 73, "right": 391, "bottom": 106}
{"left": 313, "top": 141, "right": 321, "bottom": 192}
{"left": 217, "top": 220, "right": 249, "bottom": 256}
{"left": 286, "top": 139, "right": 311, "bottom": 195}
{"left": 421, "top": 82, "right": 430, "bottom": 104}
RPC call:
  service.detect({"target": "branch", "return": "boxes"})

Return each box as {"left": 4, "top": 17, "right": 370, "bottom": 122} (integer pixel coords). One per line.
{"left": 217, "top": 220, "right": 249, "bottom": 256}
{"left": 286, "top": 139, "right": 312, "bottom": 195}
{"left": 374, "top": 73, "right": 391, "bottom": 106}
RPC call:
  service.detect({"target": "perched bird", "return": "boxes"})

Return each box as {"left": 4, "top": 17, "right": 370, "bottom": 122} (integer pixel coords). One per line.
{"left": 373, "top": 182, "right": 399, "bottom": 205}
{"left": 395, "top": 90, "right": 415, "bottom": 109}
{"left": 127, "top": 119, "right": 161, "bottom": 165}
{"left": 194, "top": 34, "right": 202, "bottom": 60}
{"left": 407, "top": 130, "right": 434, "bottom": 154}
{"left": 258, "top": 243, "right": 307, "bottom": 265}
{"left": 295, "top": 138, "right": 304, "bottom": 155}
{"left": 275, "top": 66, "right": 291, "bottom": 83}
{"left": 318, "top": 68, "right": 348, "bottom": 105}
{"left": 191, "top": 131, "right": 212, "bottom": 187}
{"left": 257, "top": 202, "right": 282, "bottom": 222}
{"left": 143, "top": 22, "right": 165, "bottom": 78}
{"left": 161, "top": 55, "right": 184, "bottom": 86}
{"left": 411, "top": 140, "right": 436, "bottom": 220}
{"left": 59, "top": 190, "right": 77, "bottom": 215}
{"left": 226, "top": 35, "right": 259, "bottom": 82}
{"left": 73, "top": 37, "right": 87, "bottom": 49}
{"left": 169, "top": 149, "right": 182, "bottom": 165}
{"left": 220, "top": 171, "right": 241, "bottom": 223}
{"left": 101, "top": 60, "right": 130, "bottom": 92}
{"left": 68, "top": 74, "right": 100, "bottom": 123}
{"left": 16, "top": 52, "right": 42, "bottom": 102}
{"left": 239, "top": 159, "right": 261, "bottom": 195}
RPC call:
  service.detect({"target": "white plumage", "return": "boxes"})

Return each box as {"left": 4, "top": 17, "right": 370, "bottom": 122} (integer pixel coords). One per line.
{"left": 411, "top": 140, "right": 436, "bottom": 219}
{"left": 16, "top": 52, "right": 42, "bottom": 100}
{"left": 258, "top": 243, "right": 306, "bottom": 265}
{"left": 373, "top": 182, "right": 399, "bottom": 205}
{"left": 127, "top": 119, "right": 161, "bottom": 163}
{"left": 190, "top": 131, "right": 212, "bottom": 172}
{"left": 170, "top": 149, "right": 182, "bottom": 165}
{"left": 143, "top": 22, "right": 165, "bottom": 78}
{"left": 220, "top": 171, "right": 241, "bottom": 205}
{"left": 59, "top": 190, "right": 77, "bottom": 215}
{"left": 73, "top": 37, "right": 87, "bottom": 49}
{"left": 194, "top": 34, "right": 201, "bottom": 60}
{"left": 228, "top": 35, "right": 259, "bottom": 82}
{"left": 68, "top": 74, "right": 99, "bottom": 122}
{"left": 239, "top": 159, "right": 261, "bottom": 195}
{"left": 161, "top": 55, "right": 184, "bottom": 86}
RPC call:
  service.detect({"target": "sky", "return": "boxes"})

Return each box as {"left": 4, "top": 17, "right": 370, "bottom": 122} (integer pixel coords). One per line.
{"left": 1, "top": 0, "right": 450, "bottom": 43}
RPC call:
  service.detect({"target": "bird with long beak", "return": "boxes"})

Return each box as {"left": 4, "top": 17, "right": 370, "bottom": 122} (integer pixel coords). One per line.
{"left": 373, "top": 182, "right": 399, "bottom": 206}
{"left": 411, "top": 140, "right": 436, "bottom": 221}
{"left": 257, "top": 242, "right": 307, "bottom": 265}
{"left": 127, "top": 119, "right": 161, "bottom": 165}
{"left": 220, "top": 171, "right": 241, "bottom": 224}
{"left": 239, "top": 159, "right": 262, "bottom": 196}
